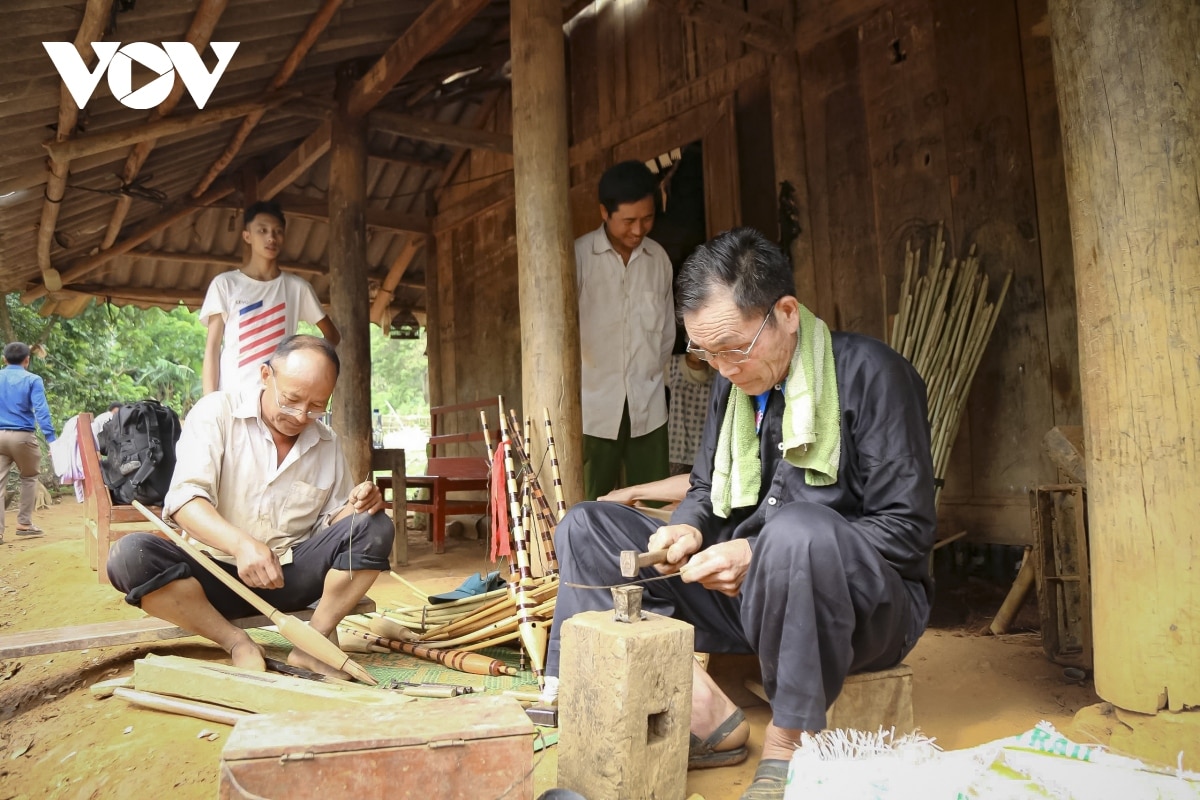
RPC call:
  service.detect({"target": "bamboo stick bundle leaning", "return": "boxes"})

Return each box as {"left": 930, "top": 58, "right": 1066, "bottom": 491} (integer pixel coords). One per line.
{"left": 888, "top": 228, "right": 1012, "bottom": 507}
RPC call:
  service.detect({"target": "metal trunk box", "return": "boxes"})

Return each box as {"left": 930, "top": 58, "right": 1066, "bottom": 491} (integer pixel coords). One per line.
{"left": 219, "top": 694, "right": 535, "bottom": 800}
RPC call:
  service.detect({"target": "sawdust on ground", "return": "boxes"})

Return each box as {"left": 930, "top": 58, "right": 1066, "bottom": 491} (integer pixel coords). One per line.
{"left": 1, "top": 498, "right": 1111, "bottom": 800}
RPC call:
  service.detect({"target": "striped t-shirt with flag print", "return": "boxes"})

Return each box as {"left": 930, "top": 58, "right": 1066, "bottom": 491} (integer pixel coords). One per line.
{"left": 199, "top": 269, "right": 326, "bottom": 396}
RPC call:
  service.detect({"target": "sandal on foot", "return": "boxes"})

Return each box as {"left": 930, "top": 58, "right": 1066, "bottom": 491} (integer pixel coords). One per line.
{"left": 688, "top": 707, "right": 749, "bottom": 769}
{"left": 738, "top": 759, "right": 790, "bottom": 800}
{"left": 15, "top": 526, "right": 44, "bottom": 537}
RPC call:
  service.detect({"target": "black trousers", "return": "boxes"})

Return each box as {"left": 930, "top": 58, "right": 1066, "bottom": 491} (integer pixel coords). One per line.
{"left": 107, "top": 512, "right": 394, "bottom": 620}
{"left": 547, "top": 501, "right": 927, "bottom": 731}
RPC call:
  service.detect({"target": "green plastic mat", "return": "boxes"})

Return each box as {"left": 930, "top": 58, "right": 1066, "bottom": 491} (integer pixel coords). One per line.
{"left": 248, "top": 628, "right": 541, "bottom": 692}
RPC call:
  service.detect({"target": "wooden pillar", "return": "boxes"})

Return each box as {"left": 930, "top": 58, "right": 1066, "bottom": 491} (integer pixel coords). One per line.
{"left": 328, "top": 64, "right": 372, "bottom": 481}
{"left": 510, "top": 0, "right": 583, "bottom": 506}
{"left": 770, "top": 0, "right": 819, "bottom": 311}
{"left": 1048, "top": 0, "right": 1200, "bottom": 716}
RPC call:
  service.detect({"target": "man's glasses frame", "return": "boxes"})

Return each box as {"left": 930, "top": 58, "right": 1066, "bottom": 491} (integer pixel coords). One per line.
{"left": 268, "top": 366, "right": 328, "bottom": 420}
{"left": 686, "top": 304, "right": 776, "bottom": 365}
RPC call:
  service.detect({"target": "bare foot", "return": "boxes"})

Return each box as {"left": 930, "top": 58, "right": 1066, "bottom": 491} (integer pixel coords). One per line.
{"left": 760, "top": 721, "right": 804, "bottom": 762}
{"left": 229, "top": 639, "right": 266, "bottom": 671}
{"left": 287, "top": 646, "right": 351, "bottom": 680}
{"left": 691, "top": 661, "right": 750, "bottom": 751}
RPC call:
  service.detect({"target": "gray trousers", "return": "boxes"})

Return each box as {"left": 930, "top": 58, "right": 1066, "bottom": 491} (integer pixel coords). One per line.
{"left": 547, "top": 501, "right": 927, "bottom": 731}
{"left": 0, "top": 430, "right": 41, "bottom": 530}
{"left": 107, "top": 511, "right": 394, "bottom": 619}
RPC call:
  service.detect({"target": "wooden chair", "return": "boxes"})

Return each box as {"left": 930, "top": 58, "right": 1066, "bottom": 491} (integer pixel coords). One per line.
{"left": 376, "top": 398, "right": 495, "bottom": 555}
{"left": 77, "top": 413, "right": 165, "bottom": 585}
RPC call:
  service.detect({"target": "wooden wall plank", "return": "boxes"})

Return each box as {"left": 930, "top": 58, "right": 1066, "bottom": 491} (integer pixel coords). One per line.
{"left": 1016, "top": 0, "right": 1081, "bottom": 426}
{"left": 932, "top": 0, "right": 1057, "bottom": 497}
{"left": 800, "top": 27, "right": 880, "bottom": 333}
{"left": 734, "top": 73, "right": 778, "bottom": 238}
{"left": 702, "top": 97, "right": 742, "bottom": 236}
{"left": 857, "top": 0, "right": 954, "bottom": 326}
{"left": 569, "top": 8, "right": 601, "bottom": 146}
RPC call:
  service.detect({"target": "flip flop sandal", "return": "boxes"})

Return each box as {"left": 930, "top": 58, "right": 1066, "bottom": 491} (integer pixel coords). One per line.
{"left": 688, "top": 707, "right": 749, "bottom": 769}
{"left": 738, "top": 759, "right": 790, "bottom": 800}
{"left": 15, "top": 526, "right": 45, "bottom": 537}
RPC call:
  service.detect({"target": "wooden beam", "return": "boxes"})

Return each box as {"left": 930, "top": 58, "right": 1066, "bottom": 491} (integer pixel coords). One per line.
{"left": 43, "top": 93, "right": 294, "bottom": 162}
{"left": 258, "top": 122, "right": 331, "bottom": 199}
{"left": 346, "top": 0, "right": 494, "bottom": 117}
{"left": 36, "top": 0, "right": 114, "bottom": 293}
{"left": 433, "top": 174, "right": 515, "bottom": 232}
{"left": 67, "top": 284, "right": 207, "bottom": 305}
{"left": 568, "top": 51, "right": 768, "bottom": 166}
{"left": 329, "top": 65, "right": 372, "bottom": 482}
{"left": 401, "top": 42, "right": 510, "bottom": 86}
{"left": 370, "top": 109, "right": 514, "bottom": 153}
{"left": 124, "top": 249, "right": 326, "bottom": 277}
{"left": 22, "top": 183, "right": 234, "bottom": 302}
{"left": 368, "top": 144, "right": 449, "bottom": 172}
{"left": 652, "top": 0, "right": 792, "bottom": 53}
{"left": 275, "top": 191, "right": 432, "bottom": 234}
{"left": 193, "top": 0, "right": 346, "bottom": 197}
{"left": 97, "top": 0, "right": 230, "bottom": 251}
{"left": 370, "top": 236, "right": 425, "bottom": 328}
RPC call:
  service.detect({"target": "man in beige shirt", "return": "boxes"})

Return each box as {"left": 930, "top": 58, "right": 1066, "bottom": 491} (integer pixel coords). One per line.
{"left": 107, "top": 335, "right": 393, "bottom": 678}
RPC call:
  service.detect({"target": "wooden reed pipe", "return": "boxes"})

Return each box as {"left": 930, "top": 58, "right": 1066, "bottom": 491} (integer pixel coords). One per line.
{"left": 620, "top": 548, "right": 670, "bottom": 578}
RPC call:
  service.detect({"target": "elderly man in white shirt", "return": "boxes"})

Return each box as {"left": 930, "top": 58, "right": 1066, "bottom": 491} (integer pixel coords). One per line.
{"left": 575, "top": 160, "right": 676, "bottom": 500}
{"left": 107, "top": 335, "right": 394, "bottom": 679}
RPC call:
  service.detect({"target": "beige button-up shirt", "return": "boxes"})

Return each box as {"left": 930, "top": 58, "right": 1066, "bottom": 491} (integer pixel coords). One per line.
{"left": 164, "top": 388, "right": 352, "bottom": 564}
{"left": 575, "top": 225, "right": 676, "bottom": 440}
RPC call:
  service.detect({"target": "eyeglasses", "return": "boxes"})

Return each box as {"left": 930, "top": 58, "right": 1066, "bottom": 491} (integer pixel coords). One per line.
{"left": 268, "top": 368, "right": 328, "bottom": 420}
{"left": 686, "top": 305, "right": 775, "bottom": 365}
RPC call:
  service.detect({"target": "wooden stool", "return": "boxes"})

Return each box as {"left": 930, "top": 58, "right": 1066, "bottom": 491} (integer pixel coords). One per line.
{"left": 746, "top": 663, "right": 915, "bottom": 732}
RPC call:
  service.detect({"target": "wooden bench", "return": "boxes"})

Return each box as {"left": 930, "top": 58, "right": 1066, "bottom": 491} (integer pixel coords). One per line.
{"left": 375, "top": 398, "right": 495, "bottom": 556}
{"left": 746, "top": 663, "right": 915, "bottom": 732}
{"left": 78, "top": 412, "right": 165, "bottom": 585}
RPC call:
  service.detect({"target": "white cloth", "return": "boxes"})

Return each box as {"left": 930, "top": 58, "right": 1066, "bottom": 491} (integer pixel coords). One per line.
{"left": 163, "top": 388, "right": 353, "bottom": 565}
{"left": 199, "top": 270, "right": 327, "bottom": 396}
{"left": 91, "top": 410, "right": 115, "bottom": 438}
{"left": 666, "top": 354, "right": 714, "bottom": 465}
{"left": 575, "top": 225, "right": 675, "bottom": 439}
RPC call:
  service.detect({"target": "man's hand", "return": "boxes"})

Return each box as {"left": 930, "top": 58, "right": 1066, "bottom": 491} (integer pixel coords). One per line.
{"left": 347, "top": 481, "right": 384, "bottom": 515}
{"left": 679, "top": 539, "right": 752, "bottom": 597}
{"left": 647, "top": 524, "right": 703, "bottom": 573}
{"left": 234, "top": 538, "right": 284, "bottom": 589}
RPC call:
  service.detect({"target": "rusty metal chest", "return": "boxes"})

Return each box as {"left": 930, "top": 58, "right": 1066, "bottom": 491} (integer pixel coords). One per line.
{"left": 219, "top": 694, "right": 535, "bottom": 800}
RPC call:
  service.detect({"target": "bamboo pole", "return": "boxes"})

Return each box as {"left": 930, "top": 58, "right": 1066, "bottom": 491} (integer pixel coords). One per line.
{"left": 113, "top": 687, "right": 250, "bottom": 727}
{"left": 131, "top": 502, "right": 376, "bottom": 685}
{"left": 544, "top": 410, "right": 568, "bottom": 522}
{"left": 337, "top": 625, "right": 517, "bottom": 677}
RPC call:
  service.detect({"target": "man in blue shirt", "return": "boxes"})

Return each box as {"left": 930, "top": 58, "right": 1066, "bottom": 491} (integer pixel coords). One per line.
{"left": 0, "top": 342, "right": 57, "bottom": 542}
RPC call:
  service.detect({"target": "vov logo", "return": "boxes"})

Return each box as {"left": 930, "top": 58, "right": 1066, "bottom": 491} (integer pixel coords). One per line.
{"left": 42, "top": 42, "right": 239, "bottom": 110}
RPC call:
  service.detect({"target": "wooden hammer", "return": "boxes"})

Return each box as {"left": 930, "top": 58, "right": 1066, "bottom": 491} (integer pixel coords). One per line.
{"left": 620, "top": 548, "right": 670, "bottom": 578}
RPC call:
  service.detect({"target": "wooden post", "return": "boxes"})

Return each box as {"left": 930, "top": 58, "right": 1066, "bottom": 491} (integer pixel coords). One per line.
{"left": 329, "top": 64, "right": 372, "bottom": 481}
{"left": 770, "top": 0, "right": 819, "bottom": 311}
{"left": 510, "top": 0, "right": 584, "bottom": 506}
{"left": 1048, "top": 0, "right": 1200, "bottom": 720}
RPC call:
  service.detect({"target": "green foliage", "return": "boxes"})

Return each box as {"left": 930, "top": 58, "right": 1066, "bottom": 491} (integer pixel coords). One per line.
{"left": 3, "top": 294, "right": 206, "bottom": 424}
{"left": 370, "top": 326, "right": 428, "bottom": 417}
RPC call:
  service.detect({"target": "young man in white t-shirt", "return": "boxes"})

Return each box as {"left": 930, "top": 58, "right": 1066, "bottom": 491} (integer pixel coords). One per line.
{"left": 200, "top": 202, "right": 340, "bottom": 395}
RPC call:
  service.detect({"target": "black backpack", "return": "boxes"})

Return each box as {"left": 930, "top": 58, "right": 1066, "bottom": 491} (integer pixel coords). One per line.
{"left": 100, "top": 400, "right": 182, "bottom": 506}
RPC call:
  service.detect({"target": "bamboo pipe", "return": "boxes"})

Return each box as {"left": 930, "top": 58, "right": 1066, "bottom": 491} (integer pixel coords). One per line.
{"left": 499, "top": 405, "right": 548, "bottom": 687}
{"left": 338, "top": 625, "right": 517, "bottom": 677}
{"left": 988, "top": 546, "right": 1036, "bottom": 635}
{"left": 113, "top": 687, "right": 250, "bottom": 727}
{"left": 544, "top": 409, "right": 567, "bottom": 522}
{"left": 131, "top": 501, "right": 376, "bottom": 685}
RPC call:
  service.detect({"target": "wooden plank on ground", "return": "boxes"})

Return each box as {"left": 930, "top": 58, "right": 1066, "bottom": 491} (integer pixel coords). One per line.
{"left": 0, "top": 599, "right": 375, "bottom": 659}
{"left": 132, "top": 654, "right": 410, "bottom": 714}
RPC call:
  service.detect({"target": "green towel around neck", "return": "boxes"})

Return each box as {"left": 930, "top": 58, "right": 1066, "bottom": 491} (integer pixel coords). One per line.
{"left": 710, "top": 305, "right": 841, "bottom": 518}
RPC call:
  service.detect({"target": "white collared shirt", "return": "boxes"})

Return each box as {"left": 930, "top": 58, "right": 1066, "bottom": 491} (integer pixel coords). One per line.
{"left": 164, "top": 387, "right": 352, "bottom": 564}
{"left": 575, "top": 224, "right": 675, "bottom": 439}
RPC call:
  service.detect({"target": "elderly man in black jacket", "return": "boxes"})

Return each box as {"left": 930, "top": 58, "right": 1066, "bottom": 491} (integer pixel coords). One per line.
{"left": 546, "top": 228, "right": 936, "bottom": 800}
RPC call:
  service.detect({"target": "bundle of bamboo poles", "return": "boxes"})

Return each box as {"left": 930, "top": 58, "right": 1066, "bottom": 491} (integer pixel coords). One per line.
{"left": 889, "top": 225, "right": 1012, "bottom": 507}
{"left": 351, "top": 404, "right": 568, "bottom": 680}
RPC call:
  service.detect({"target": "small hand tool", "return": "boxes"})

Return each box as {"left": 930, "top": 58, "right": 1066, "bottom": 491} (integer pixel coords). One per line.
{"left": 620, "top": 548, "right": 670, "bottom": 578}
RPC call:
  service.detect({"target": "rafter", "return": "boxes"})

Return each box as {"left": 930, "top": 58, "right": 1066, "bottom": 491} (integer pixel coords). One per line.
{"left": 124, "top": 249, "right": 325, "bottom": 277}
{"left": 97, "top": 0, "right": 230, "bottom": 253}
{"left": 42, "top": 93, "right": 295, "bottom": 163}
{"left": 192, "top": 0, "right": 346, "bottom": 197}
{"left": 347, "top": 0, "right": 494, "bottom": 117}
{"left": 36, "top": 0, "right": 114, "bottom": 293}
{"left": 370, "top": 109, "right": 513, "bottom": 153}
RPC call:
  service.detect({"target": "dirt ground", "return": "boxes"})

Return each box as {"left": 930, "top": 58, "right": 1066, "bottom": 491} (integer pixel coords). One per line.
{"left": 0, "top": 496, "right": 1133, "bottom": 800}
